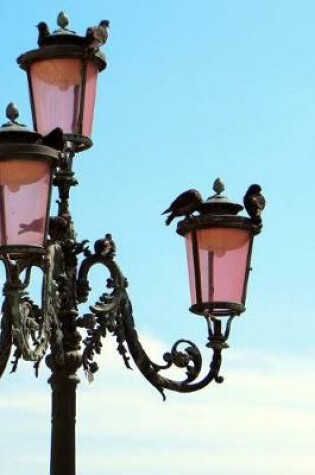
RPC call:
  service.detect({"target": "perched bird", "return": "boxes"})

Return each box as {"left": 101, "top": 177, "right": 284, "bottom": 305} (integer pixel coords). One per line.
{"left": 94, "top": 233, "right": 116, "bottom": 257}
{"left": 42, "top": 127, "right": 64, "bottom": 151}
{"left": 162, "top": 189, "right": 202, "bottom": 226}
{"left": 243, "top": 184, "right": 266, "bottom": 225}
{"left": 85, "top": 20, "right": 110, "bottom": 50}
{"left": 36, "top": 22, "right": 50, "bottom": 47}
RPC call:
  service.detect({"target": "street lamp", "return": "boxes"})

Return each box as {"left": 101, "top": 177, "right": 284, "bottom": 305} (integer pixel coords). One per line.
{"left": 18, "top": 12, "right": 106, "bottom": 152}
{"left": 178, "top": 179, "right": 258, "bottom": 318}
{"left": 0, "top": 13, "right": 264, "bottom": 475}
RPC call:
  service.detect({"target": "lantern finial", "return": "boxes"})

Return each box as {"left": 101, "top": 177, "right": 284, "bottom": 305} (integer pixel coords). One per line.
{"left": 57, "top": 12, "right": 69, "bottom": 30}
{"left": 5, "top": 103, "right": 19, "bottom": 124}
{"left": 213, "top": 178, "right": 225, "bottom": 196}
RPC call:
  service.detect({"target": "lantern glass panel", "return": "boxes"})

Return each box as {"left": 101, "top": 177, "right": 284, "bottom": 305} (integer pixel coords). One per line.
{"left": 82, "top": 62, "right": 98, "bottom": 137}
{"left": 30, "top": 59, "right": 98, "bottom": 137}
{"left": 186, "top": 228, "right": 252, "bottom": 309}
{"left": 0, "top": 160, "right": 51, "bottom": 247}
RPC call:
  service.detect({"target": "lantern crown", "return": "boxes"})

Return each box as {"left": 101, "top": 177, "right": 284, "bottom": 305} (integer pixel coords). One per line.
{"left": 0, "top": 103, "right": 41, "bottom": 143}
{"left": 199, "top": 178, "right": 244, "bottom": 216}
{"left": 17, "top": 13, "right": 107, "bottom": 70}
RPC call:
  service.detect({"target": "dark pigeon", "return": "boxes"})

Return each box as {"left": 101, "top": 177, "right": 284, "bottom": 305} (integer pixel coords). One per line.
{"left": 162, "top": 189, "right": 202, "bottom": 226}
{"left": 85, "top": 20, "right": 110, "bottom": 50}
{"left": 37, "top": 22, "right": 50, "bottom": 47}
{"left": 243, "top": 184, "right": 266, "bottom": 225}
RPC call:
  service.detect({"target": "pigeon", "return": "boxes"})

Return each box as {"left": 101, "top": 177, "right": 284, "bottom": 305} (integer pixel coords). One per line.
{"left": 162, "top": 189, "right": 202, "bottom": 226}
{"left": 42, "top": 127, "right": 64, "bottom": 151}
{"left": 94, "top": 233, "right": 116, "bottom": 257}
{"left": 243, "top": 184, "right": 265, "bottom": 225}
{"left": 37, "top": 22, "right": 50, "bottom": 47}
{"left": 85, "top": 20, "right": 110, "bottom": 50}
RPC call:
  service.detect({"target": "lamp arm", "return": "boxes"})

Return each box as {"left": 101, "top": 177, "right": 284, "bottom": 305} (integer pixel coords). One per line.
{"left": 77, "top": 238, "right": 224, "bottom": 400}
{"left": 119, "top": 291, "right": 223, "bottom": 399}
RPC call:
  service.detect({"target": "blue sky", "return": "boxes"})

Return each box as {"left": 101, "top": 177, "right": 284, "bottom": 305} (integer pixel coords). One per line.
{"left": 0, "top": 1, "right": 315, "bottom": 474}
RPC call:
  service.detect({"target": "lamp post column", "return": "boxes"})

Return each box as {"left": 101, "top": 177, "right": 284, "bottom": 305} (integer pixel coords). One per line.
{"left": 48, "top": 365, "right": 80, "bottom": 475}
{"left": 46, "top": 285, "right": 82, "bottom": 475}
{"left": 46, "top": 160, "right": 83, "bottom": 475}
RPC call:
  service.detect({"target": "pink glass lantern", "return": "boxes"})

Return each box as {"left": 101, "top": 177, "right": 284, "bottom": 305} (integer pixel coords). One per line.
{"left": 17, "top": 15, "right": 106, "bottom": 152}
{"left": 177, "top": 180, "right": 261, "bottom": 317}
{"left": 0, "top": 106, "right": 59, "bottom": 254}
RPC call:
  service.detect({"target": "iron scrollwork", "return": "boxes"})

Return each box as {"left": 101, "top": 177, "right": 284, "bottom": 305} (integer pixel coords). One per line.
{"left": 0, "top": 229, "right": 230, "bottom": 399}
{"left": 76, "top": 236, "right": 227, "bottom": 400}
{"left": 0, "top": 242, "right": 67, "bottom": 376}
{"left": 0, "top": 228, "right": 230, "bottom": 398}
{"left": 0, "top": 151, "right": 231, "bottom": 399}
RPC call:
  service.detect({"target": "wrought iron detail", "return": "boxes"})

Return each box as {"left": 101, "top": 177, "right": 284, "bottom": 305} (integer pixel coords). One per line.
{"left": 0, "top": 253, "right": 51, "bottom": 373}
{"left": 0, "top": 220, "right": 228, "bottom": 400}
{"left": 77, "top": 238, "right": 225, "bottom": 399}
{"left": 0, "top": 147, "right": 233, "bottom": 401}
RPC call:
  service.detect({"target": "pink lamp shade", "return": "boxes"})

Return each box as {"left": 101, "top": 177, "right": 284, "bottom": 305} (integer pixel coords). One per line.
{"left": 185, "top": 227, "right": 253, "bottom": 316}
{"left": 0, "top": 160, "right": 52, "bottom": 248}
{"left": 30, "top": 59, "right": 98, "bottom": 138}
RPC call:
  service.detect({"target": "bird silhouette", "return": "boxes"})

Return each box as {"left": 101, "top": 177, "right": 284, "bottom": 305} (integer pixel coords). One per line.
{"left": 37, "top": 22, "right": 50, "bottom": 47}
{"left": 162, "top": 189, "right": 202, "bottom": 226}
{"left": 85, "top": 20, "right": 110, "bottom": 50}
{"left": 94, "top": 233, "right": 116, "bottom": 257}
{"left": 243, "top": 184, "right": 265, "bottom": 225}
{"left": 42, "top": 127, "right": 64, "bottom": 151}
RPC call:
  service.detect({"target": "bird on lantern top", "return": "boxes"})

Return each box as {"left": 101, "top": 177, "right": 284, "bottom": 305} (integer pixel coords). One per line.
{"left": 36, "top": 22, "right": 50, "bottom": 46}
{"left": 85, "top": 20, "right": 110, "bottom": 50}
{"left": 162, "top": 189, "right": 203, "bottom": 226}
{"left": 243, "top": 184, "right": 266, "bottom": 225}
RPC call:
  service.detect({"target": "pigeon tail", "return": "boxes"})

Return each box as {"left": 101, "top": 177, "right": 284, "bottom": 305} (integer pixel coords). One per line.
{"left": 161, "top": 207, "right": 171, "bottom": 216}
{"left": 165, "top": 214, "right": 175, "bottom": 226}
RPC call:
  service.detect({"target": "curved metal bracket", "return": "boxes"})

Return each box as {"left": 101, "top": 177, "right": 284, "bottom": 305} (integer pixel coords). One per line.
{"left": 0, "top": 231, "right": 231, "bottom": 398}
{"left": 77, "top": 237, "right": 226, "bottom": 399}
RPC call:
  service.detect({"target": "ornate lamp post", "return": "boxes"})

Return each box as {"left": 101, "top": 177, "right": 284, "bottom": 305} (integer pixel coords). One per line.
{"left": 0, "top": 13, "right": 264, "bottom": 475}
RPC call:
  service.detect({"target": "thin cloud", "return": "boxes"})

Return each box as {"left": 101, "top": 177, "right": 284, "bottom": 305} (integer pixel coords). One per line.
{"left": 1, "top": 335, "right": 315, "bottom": 475}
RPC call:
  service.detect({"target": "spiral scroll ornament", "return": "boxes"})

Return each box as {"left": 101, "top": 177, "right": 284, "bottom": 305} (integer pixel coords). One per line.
{"left": 77, "top": 236, "right": 226, "bottom": 399}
